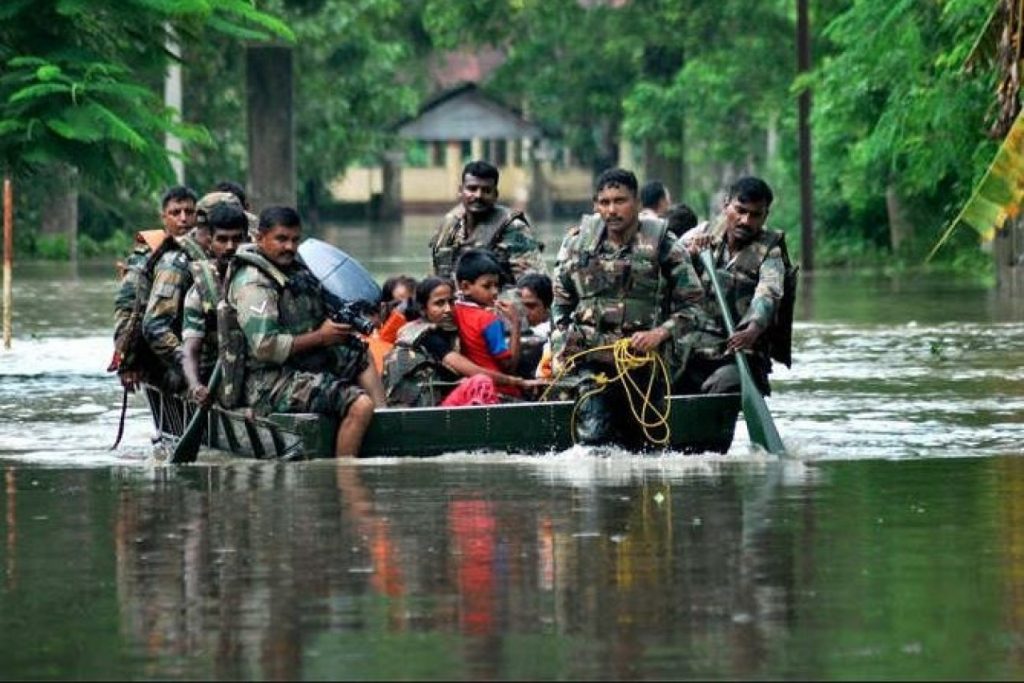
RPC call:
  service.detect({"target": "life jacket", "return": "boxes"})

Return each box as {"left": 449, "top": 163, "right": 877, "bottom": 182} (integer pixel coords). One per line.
{"left": 694, "top": 228, "right": 798, "bottom": 367}
{"left": 381, "top": 320, "right": 460, "bottom": 407}
{"left": 217, "top": 248, "right": 291, "bottom": 409}
{"left": 429, "top": 204, "right": 528, "bottom": 283}
{"left": 567, "top": 214, "right": 670, "bottom": 336}
{"left": 767, "top": 233, "right": 798, "bottom": 368}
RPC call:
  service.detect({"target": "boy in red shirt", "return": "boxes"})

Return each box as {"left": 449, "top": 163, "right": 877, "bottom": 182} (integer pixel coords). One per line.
{"left": 453, "top": 249, "right": 522, "bottom": 396}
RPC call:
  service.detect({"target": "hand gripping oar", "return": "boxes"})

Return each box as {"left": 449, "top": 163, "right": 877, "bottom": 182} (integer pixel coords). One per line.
{"left": 169, "top": 363, "right": 221, "bottom": 464}
{"left": 699, "top": 250, "right": 786, "bottom": 455}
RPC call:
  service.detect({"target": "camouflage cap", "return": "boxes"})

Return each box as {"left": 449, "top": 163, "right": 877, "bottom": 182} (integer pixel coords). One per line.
{"left": 195, "top": 191, "right": 243, "bottom": 225}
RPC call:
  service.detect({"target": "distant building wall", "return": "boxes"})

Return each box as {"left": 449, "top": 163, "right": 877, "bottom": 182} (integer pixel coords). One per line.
{"left": 330, "top": 165, "right": 592, "bottom": 213}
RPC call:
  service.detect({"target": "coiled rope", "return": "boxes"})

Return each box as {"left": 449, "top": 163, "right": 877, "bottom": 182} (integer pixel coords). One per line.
{"left": 540, "top": 338, "right": 672, "bottom": 446}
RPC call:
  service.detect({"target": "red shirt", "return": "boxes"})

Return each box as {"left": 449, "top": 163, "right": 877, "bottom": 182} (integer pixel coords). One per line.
{"left": 454, "top": 299, "right": 519, "bottom": 396}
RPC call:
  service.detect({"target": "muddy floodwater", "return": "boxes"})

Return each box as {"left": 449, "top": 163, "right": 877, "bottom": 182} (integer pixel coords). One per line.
{"left": 1, "top": 217, "right": 1024, "bottom": 679}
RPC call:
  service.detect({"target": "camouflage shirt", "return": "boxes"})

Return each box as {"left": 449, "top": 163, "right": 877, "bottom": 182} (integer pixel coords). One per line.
{"left": 142, "top": 235, "right": 207, "bottom": 366}
{"left": 429, "top": 203, "right": 547, "bottom": 285}
{"left": 226, "top": 250, "right": 366, "bottom": 407}
{"left": 688, "top": 226, "right": 786, "bottom": 363}
{"left": 181, "top": 259, "right": 225, "bottom": 375}
{"left": 550, "top": 214, "right": 704, "bottom": 368}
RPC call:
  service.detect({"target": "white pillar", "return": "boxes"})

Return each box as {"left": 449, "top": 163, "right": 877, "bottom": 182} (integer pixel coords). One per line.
{"left": 164, "top": 25, "right": 184, "bottom": 184}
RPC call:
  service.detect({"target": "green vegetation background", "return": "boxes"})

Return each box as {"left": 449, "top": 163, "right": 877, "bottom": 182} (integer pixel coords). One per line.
{"left": 0, "top": 0, "right": 1001, "bottom": 275}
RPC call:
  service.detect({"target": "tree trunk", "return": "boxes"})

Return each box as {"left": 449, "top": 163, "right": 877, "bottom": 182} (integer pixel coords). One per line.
{"left": 39, "top": 164, "right": 78, "bottom": 259}
{"left": 885, "top": 184, "right": 913, "bottom": 253}
{"left": 642, "top": 140, "right": 683, "bottom": 204}
{"left": 994, "top": 216, "right": 1024, "bottom": 297}
{"left": 247, "top": 46, "right": 295, "bottom": 208}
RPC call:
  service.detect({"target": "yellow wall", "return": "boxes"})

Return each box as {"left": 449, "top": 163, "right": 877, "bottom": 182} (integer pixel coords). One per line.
{"left": 330, "top": 165, "right": 592, "bottom": 206}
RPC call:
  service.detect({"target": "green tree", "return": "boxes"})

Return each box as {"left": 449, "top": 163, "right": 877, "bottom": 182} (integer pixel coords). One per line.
{"left": 811, "top": 0, "right": 996, "bottom": 258}
{"left": 0, "top": 0, "right": 291, "bottom": 255}
{"left": 184, "top": 0, "right": 431, "bottom": 223}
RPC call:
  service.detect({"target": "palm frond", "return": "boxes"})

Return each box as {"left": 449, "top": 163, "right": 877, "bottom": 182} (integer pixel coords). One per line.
{"left": 929, "top": 110, "right": 1024, "bottom": 258}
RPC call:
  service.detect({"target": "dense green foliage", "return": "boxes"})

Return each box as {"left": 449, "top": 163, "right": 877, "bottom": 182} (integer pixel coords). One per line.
{"left": 0, "top": 0, "right": 1006, "bottom": 271}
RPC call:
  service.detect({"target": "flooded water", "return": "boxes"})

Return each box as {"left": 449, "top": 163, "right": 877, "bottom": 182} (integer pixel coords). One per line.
{"left": 1, "top": 216, "right": 1024, "bottom": 679}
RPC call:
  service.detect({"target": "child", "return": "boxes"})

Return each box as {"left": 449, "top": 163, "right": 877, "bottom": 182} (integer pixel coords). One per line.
{"left": 381, "top": 277, "right": 530, "bottom": 407}
{"left": 453, "top": 249, "right": 522, "bottom": 396}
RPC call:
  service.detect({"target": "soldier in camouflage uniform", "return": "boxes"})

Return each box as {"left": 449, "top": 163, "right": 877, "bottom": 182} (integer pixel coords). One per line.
{"left": 223, "top": 206, "right": 385, "bottom": 457}
{"left": 676, "top": 176, "right": 791, "bottom": 396}
{"left": 181, "top": 202, "right": 248, "bottom": 406}
{"left": 550, "top": 168, "right": 705, "bottom": 448}
{"left": 110, "top": 185, "right": 198, "bottom": 392}
{"left": 429, "top": 160, "right": 547, "bottom": 287}
{"left": 141, "top": 190, "right": 213, "bottom": 392}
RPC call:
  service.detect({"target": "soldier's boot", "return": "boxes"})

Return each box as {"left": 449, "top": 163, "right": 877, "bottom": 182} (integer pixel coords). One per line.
{"left": 574, "top": 386, "right": 614, "bottom": 445}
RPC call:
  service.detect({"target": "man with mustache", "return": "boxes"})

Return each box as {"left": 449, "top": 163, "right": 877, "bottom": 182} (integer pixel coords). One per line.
{"left": 430, "top": 160, "right": 547, "bottom": 287}
{"left": 675, "top": 176, "right": 793, "bottom": 396}
{"left": 222, "top": 206, "right": 384, "bottom": 457}
{"left": 550, "top": 168, "right": 704, "bottom": 448}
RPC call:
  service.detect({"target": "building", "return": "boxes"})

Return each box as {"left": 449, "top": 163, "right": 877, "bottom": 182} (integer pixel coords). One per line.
{"left": 330, "top": 83, "right": 592, "bottom": 218}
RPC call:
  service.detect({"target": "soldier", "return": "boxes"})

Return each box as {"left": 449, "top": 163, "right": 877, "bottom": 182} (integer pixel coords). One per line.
{"left": 213, "top": 179, "right": 260, "bottom": 239}
{"left": 639, "top": 180, "right": 671, "bottom": 220}
{"left": 181, "top": 203, "right": 248, "bottom": 406}
{"left": 550, "top": 168, "right": 704, "bottom": 447}
{"left": 110, "top": 185, "right": 198, "bottom": 392}
{"left": 429, "top": 160, "right": 547, "bottom": 286}
{"left": 140, "top": 191, "right": 221, "bottom": 392}
{"left": 676, "top": 176, "right": 794, "bottom": 396}
{"left": 222, "top": 206, "right": 384, "bottom": 457}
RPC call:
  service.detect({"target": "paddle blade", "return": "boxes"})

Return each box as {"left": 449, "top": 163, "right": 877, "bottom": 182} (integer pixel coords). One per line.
{"left": 169, "top": 408, "right": 209, "bottom": 463}
{"left": 736, "top": 355, "right": 786, "bottom": 455}
{"left": 169, "top": 364, "right": 222, "bottom": 464}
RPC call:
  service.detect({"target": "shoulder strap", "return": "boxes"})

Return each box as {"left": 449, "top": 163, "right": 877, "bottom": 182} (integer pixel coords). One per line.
{"left": 486, "top": 207, "right": 529, "bottom": 250}
{"left": 177, "top": 235, "right": 207, "bottom": 263}
{"left": 395, "top": 319, "right": 436, "bottom": 346}
{"left": 579, "top": 213, "right": 605, "bottom": 256}
{"left": 232, "top": 248, "right": 290, "bottom": 289}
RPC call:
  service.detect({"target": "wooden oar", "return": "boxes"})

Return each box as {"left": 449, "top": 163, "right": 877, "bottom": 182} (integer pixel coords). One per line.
{"left": 699, "top": 250, "right": 786, "bottom": 455}
{"left": 169, "top": 363, "right": 222, "bottom": 464}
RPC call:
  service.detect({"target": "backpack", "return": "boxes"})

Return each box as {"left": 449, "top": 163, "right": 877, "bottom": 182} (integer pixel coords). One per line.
{"left": 766, "top": 233, "right": 799, "bottom": 368}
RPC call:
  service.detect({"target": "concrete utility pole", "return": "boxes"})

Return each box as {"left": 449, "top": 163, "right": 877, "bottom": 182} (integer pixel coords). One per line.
{"left": 797, "top": 0, "right": 814, "bottom": 272}
{"left": 165, "top": 25, "right": 184, "bottom": 184}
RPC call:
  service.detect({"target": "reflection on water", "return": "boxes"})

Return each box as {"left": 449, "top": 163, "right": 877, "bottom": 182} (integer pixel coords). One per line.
{"left": 4, "top": 457, "right": 1024, "bottom": 679}
{"left": 1, "top": 219, "right": 1024, "bottom": 678}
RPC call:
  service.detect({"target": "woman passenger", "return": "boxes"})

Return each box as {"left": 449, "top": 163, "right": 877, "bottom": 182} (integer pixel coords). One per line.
{"left": 382, "top": 277, "right": 533, "bottom": 407}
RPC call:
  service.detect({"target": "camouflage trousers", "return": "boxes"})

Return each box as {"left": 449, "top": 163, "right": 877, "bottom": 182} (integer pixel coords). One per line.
{"left": 246, "top": 343, "right": 369, "bottom": 416}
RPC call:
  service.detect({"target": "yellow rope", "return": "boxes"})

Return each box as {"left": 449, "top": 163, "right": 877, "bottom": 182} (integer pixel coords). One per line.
{"left": 541, "top": 338, "right": 673, "bottom": 446}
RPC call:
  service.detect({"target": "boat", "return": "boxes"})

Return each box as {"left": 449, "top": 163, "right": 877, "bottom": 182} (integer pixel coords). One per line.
{"left": 142, "top": 385, "right": 741, "bottom": 459}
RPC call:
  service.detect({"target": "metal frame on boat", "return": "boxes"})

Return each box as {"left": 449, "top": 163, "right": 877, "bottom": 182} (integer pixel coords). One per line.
{"left": 143, "top": 385, "right": 741, "bottom": 459}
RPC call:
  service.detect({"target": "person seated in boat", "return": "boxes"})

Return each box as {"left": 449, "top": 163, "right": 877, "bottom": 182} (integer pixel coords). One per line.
{"left": 515, "top": 272, "right": 553, "bottom": 379}
{"left": 550, "top": 167, "right": 705, "bottom": 448}
{"left": 454, "top": 249, "right": 525, "bottom": 398}
{"left": 365, "top": 275, "right": 418, "bottom": 373}
{"left": 674, "top": 176, "right": 795, "bottom": 396}
{"left": 429, "top": 160, "right": 547, "bottom": 287}
{"left": 382, "top": 277, "right": 538, "bottom": 407}
{"left": 110, "top": 185, "right": 199, "bottom": 393}
{"left": 639, "top": 179, "right": 671, "bottom": 220}
{"left": 222, "top": 206, "right": 386, "bottom": 457}
{"left": 212, "top": 179, "right": 260, "bottom": 239}
{"left": 180, "top": 203, "right": 248, "bottom": 407}
{"left": 665, "top": 202, "right": 699, "bottom": 240}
